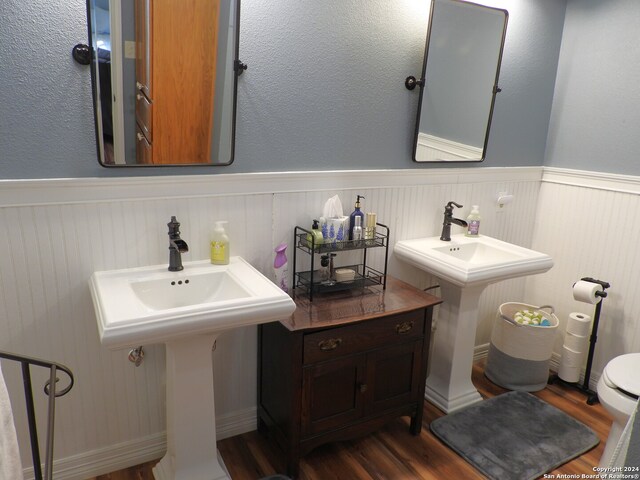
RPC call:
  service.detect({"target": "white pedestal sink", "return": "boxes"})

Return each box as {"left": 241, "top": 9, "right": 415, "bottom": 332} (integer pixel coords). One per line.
{"left": 394, "top": 234, "right": 552, "bottom": 413}
{"left": 89, "top": 257, "right": 296, "bottom": 480}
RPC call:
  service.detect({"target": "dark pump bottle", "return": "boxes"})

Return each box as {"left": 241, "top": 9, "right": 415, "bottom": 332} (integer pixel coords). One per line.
{"left": 348, "top": 195, "right": 365, "bottom": 241}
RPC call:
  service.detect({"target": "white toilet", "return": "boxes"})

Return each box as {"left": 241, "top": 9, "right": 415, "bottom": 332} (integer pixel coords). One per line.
{"left": 596, "top": 353, "right": 640, "bottom": 467}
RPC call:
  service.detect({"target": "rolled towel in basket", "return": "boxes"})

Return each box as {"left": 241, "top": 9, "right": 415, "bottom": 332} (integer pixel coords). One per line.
{"left": 0, "top": 362, "right": 23, "bottom": 479}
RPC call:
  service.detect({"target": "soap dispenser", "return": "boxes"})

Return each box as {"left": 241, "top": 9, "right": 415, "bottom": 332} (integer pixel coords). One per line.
{"left": 348, "top": 195, "right": 365, "bottom": 241}
{"left": 210, "top": 221, "right": 230, "bottom": 265}
{"left": 306, "top": 219, "right": 324, "bottom": 250}
{"left": 466, "top": 206, "right": 481, "bottom": 237}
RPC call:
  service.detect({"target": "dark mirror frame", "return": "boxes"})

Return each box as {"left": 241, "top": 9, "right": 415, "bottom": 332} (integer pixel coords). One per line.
{"left": 409, "top": 0, "right": 508, "bottom": 163}
{"left": 85, "top": 0, "right": 243, "bottom": 167}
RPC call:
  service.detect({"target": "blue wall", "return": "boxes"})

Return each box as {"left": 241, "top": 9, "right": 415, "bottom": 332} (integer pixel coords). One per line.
{"left": 545, "top": 0, "right": 640, "bottom": 175}
{"left": 0, "top": 0, "right": 565, "bottom": 179}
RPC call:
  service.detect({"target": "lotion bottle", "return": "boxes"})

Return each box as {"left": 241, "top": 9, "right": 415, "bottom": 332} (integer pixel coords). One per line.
{"left": 466, "top": 206, "right": 481, "bottom": 237}
{"left": 210, "top": 221, "right": 230, "bottom": 264}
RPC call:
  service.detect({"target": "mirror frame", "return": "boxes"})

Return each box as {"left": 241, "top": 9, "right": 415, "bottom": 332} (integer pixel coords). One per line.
{"left": 411, "top": 0, "right": 508, "bottom": 163}
{"left": 85, "top": 0, "right": 243, "bottom": 167}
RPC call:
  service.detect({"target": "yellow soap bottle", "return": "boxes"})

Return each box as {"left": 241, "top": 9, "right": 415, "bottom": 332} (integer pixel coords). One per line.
{"left": 210, "top": 221, "right": 230, "bottom": 265}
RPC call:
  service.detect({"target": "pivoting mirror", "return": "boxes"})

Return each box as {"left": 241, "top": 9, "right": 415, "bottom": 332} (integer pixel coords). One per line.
{"left": 407, "top": 0, "right": 508, "bottom": 162}
{"left": 85, "top": 0, "right": 244, "bottom": 166}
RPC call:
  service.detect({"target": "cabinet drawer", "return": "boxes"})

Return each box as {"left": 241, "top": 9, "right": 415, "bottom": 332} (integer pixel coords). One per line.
{"left": 303, "top": 310, "right": 424, "bottom": 365}
{"left": 135, "top": 90, "right": 153, "bottom": 141}
{"left": 135, "top": 124, "right": 152, "bottom": 164}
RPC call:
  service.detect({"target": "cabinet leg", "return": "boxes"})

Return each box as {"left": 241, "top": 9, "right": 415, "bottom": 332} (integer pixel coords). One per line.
{"left": 257, "top": 416, "right": 268, "bottom": 434}
{"left": 286, "top": 452, "right": 300, "bottom": 480}
{"left": 286, "top": 463, "right": 299, "bottom": 479}
{"left": 410, "top": 404, "right": 424, "bottom": 435}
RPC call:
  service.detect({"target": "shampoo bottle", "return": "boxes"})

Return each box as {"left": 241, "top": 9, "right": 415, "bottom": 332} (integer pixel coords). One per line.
{"left": 466, "top": 206, "right": 481, "bottom": 237}
{"left": 210, "top": 221, "right": 230, "bottom": 264}
{"left": 274, "top": 243, "right": 289, "bottom": 292}
{"left": 348, "top": 195, "right": 365, "bottom": 241}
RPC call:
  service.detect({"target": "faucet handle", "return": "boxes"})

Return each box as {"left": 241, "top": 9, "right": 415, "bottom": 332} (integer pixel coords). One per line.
{"left": 445, "top": 201, "right": 463, "bottom": 213}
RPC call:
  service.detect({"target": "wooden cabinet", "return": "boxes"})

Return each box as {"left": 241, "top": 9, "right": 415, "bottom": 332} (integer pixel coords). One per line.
{"left": 258, "top": 277, "right": 441, "bottom": 479}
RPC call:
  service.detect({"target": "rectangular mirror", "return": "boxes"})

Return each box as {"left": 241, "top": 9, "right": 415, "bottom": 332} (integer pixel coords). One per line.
{"left": 87, "top": 0, "right": 242, "bottom": 166}
{"left": 410, "top": 0, "right": 508, "bottom": 162}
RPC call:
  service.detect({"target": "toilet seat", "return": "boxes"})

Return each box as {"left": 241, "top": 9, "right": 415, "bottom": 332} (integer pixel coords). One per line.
{"left": 603, "top": 353, "right": 640, "bottom": 399}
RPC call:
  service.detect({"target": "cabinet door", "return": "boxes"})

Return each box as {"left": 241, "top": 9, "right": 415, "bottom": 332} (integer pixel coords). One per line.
{"left": 365, "top": 340, "right": 423, "bottom": 415}
{"left": 302, "top": 355, "right": 366, "bottom": 437}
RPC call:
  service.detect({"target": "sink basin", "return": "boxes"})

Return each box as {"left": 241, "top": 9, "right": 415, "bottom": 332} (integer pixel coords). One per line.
{"left": 130, "top": 269, "right": 250, "bottom": 311}
{"left": 89, "top": 256, "right": 296, "bottom": 349}
{"left": 394, "top": 234, "right": 553, "bottom": 287}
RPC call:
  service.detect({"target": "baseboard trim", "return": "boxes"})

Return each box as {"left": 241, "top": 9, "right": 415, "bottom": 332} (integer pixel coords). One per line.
{"left": 216, "top": 406, "right": 258, "bottom": 440}
{"left": 24, "top": 407, "right": 257, "bottom": 480}
{"left": 23, "top": 432, "right": 166, "bottom": 480}
{"left": 474, "top": 342, "right": 490, "bottom": 363}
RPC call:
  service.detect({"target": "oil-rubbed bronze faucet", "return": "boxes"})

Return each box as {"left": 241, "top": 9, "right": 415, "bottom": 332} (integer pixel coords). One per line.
{"left": 167, "top": 216, "right": 189, "bottom": 271}
{"left": 440, "top": 201, "right": 468, "bottom": 241}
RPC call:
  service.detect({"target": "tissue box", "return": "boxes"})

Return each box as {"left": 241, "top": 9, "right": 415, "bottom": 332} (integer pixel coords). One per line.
{"left": 320, "top": 216, "right": 349, "bottom": 247}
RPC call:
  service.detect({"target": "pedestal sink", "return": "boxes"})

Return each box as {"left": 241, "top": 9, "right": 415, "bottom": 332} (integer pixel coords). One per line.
{"left": 394, "top": 234, "right": 552, "bottom": 413}
{"left": 89, "top": 257, "right": 296, "bottom": 480}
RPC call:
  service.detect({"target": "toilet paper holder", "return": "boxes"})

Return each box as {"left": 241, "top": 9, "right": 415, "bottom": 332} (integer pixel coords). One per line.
{"left": 548, "top": 277, "right": 610, "bottom": 405}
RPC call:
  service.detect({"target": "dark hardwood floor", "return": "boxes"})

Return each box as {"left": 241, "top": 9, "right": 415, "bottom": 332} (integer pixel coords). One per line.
{"left": 88, "top": 361, "right": 612, "bottom": 479}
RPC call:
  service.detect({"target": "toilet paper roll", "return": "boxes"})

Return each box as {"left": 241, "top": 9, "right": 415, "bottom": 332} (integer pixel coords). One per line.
{"left": 558, "top": 362, "right": 581, "bottom": 383}
{"left": 573, "top": 280, "right": 603, "bottom": 304}
{"left": 560, "top": 345, "right": 586, "bottom": 368}
{"left": 566, "top": 312, "right": 592, "bottom": 337}
{"left": 564, "top": 331, "right": 588, "bottom": 352}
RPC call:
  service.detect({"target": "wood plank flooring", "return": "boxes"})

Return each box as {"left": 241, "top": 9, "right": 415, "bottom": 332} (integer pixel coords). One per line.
{"left": 88, "top": 361, "right": 612, "bottom": 479}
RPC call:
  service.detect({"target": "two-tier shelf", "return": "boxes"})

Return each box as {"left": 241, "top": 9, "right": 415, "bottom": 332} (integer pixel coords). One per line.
{"left": 292, "top": 223, "right": 389, "bottom": 301}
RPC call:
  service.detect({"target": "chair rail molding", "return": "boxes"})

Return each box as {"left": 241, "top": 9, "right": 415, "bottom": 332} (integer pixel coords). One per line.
{"left": 0, "top": 167, "right": 543, "bottom": 207}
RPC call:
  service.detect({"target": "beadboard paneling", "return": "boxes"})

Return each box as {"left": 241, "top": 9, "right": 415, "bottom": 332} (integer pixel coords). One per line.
{"left": 0, "top": 168, "right": 541, "bottom": 478}
{"left": 528, "top": 172, "right": 640, "bottom": 382}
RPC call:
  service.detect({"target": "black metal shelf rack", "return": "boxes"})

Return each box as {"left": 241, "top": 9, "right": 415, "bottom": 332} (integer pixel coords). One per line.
{"left": 292, "top": 223, "right": 389, "bottom": 301}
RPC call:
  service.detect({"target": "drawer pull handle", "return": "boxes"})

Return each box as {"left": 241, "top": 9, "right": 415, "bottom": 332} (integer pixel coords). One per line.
{"left": 318, "top": 338, "right": 342, "bottom": 351}
{"left": 396, "top": 321, "right": 414, "bottom": 334}
{"left": 359, "top": 383, "right": 368, "bottom": 393}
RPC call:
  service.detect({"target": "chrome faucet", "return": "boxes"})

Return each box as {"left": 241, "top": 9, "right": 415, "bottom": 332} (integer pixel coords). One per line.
{"left": 440, "top": 201, "right": 468, "bottom": 241}
{"left": 168, "top": 216, "right": 189, "bottom": 271}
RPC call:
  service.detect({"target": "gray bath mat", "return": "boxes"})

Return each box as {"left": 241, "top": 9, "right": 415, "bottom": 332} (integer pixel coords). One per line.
{"left": 430, "top": 391, "right": 599, "bottom": 480}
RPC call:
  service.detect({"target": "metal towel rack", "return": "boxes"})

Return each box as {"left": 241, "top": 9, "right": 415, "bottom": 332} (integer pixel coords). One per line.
{"left": 0, "top": 350, "right": 74, "bottom": 480}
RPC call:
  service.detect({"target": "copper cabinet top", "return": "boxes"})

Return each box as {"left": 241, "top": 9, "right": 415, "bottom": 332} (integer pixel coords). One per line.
{"left": 282, "top": 276, "right": 442, "bottom": 332}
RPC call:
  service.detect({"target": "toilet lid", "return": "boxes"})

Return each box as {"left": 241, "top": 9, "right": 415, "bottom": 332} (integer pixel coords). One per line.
{"left": 604, "top": 353, "right": 640, "bottom": 396}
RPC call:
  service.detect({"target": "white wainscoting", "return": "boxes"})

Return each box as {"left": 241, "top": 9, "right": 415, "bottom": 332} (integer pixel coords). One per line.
{"left": 0, "top": 167, "right": 544, "bottom": 478}
{"left": 527, "top": 167, "right": 640, "bottom": 391}
{"left": 415, "top": 133, "right": 484, "bottom": 162}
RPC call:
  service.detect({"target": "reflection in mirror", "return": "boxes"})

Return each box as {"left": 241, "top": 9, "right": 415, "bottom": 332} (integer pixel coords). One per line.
{"left": 87, "top": 0, "right": 241, "bottom": 166}
{"left": 410, "top": 0, "right": 507, "bottom": 162}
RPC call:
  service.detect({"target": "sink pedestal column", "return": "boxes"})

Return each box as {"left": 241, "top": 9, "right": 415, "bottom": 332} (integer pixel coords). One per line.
{"left": 424, "top": 281, "right": 485, "bottom": 413}
{"left": 153, "top": 333, "right": 230, "bottom": 480}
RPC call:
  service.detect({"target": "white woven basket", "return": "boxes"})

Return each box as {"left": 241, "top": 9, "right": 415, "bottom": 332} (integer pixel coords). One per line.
{"left": 491, "top": 303, "right": 559, "bottom": 361}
